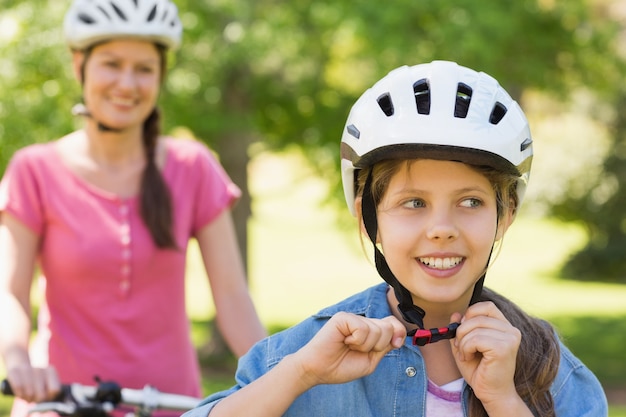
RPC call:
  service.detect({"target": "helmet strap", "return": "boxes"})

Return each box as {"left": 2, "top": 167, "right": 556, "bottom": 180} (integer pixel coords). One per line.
{"left": 71, "top": 102, "right": 122, "bottom": 133}
{"left": 361, "top": 169, "right": 427, "bottom": 329}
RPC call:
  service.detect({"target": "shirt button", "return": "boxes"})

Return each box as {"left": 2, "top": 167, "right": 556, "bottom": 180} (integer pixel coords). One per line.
{"left": 405, "top": 367, "right": 417, "bottom": 377}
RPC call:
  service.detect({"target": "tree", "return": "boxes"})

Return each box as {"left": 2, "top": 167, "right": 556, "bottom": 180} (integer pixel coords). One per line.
{"left": 1, "top": 1, "right": 622, "bottom": 358}
{"left": 164, "top": 0, "right": 621, "bottom": 244}
{"left": 546, "top": 1, "right": 626, "bottom": 282}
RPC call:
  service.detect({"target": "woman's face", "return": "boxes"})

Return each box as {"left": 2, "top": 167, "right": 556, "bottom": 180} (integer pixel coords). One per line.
{"left": 375, "top": 159, "right": 510, "bottom": 311}
{"left": 76, "top": 39, "right": 162, "bottom": 131}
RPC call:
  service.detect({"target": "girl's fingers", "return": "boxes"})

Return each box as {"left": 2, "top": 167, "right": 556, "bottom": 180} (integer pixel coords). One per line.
{"left": 343, "top": 315, "right": 405, "bottom": 352}
{"left": 454, "top": 302, "right": 512, "bottom": 340}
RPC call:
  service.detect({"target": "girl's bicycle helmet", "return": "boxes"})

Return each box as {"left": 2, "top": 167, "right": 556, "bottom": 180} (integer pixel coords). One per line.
{"left": 340, "top": 61, "right": 533, "bottom": 344}
{"left": 341, "top": 60, "right": 533, "bottom": 216}
{"left": 64, "top": 0, "right": 182, "bottom": 50}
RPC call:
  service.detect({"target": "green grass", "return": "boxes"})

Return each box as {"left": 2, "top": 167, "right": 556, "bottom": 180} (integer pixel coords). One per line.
{"left": 2, "top": 150, "right": 626, "bottom": 415}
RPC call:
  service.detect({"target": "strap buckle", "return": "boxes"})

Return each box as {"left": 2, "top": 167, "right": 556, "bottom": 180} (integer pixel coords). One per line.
{"left": 409, "top": 322, "right": 460, "bottom": 346}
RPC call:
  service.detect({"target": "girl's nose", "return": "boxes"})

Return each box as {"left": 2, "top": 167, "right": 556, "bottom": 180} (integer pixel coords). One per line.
{"left": 425, "top": 212, "right": 459, "bottom": 241}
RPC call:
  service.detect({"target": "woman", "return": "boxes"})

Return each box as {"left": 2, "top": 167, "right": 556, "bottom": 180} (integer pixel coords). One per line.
{"left": 182, "top": 61, "right": 607, "bottom": 416}
{"left": 0, "top": 0, "right": 266, "bottom": 415}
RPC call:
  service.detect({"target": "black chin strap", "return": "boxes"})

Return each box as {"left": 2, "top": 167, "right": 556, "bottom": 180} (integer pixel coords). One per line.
{"left": 361, "top": 169, "right": 489, "bottom": 346}
{"left": 72, "top": 103, "right": 122, "bottom": 133}
{"left": 361, "top": 170, "right": 427, "bottom": 328}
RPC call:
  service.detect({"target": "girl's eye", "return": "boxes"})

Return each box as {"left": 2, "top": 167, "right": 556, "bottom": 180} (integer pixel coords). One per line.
{"left": 402, "top": 199, "right": 426, "bottom": 209}
{"left": 460, "top": 198, "right": 482, "bottom": 208}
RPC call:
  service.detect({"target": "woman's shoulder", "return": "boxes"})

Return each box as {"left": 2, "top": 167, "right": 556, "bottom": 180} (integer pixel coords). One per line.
{"left": 162, "top": 136, "right": 216, "bottom": 164}
{"left": 9, "top": 141, "right": 57, "bottom": 164}
{"left": 4, "top": 142, "right": 64, "bottom": 179}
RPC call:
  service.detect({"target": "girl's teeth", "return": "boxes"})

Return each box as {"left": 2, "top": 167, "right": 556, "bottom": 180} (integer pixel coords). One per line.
{"left": 419, "top": 257, "right": 462, "bottom": 270}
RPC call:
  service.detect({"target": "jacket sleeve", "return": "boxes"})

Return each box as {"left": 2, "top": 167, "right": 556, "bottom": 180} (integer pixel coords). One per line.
{"left": 551, "top": 342, "right": 608, "bottom": 416}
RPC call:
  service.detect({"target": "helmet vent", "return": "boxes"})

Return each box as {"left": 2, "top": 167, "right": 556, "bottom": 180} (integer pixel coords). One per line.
{"left": 489, "top": 102, "right": 507, "bottom": 124}
{"left": 97, "top": 6, "right": 111, "bottom": 20}
{"left": 111, "top": 3, "right": 128, "bottom": 21}
{"left": 377, "top": 93, "right": 394, "bottom": 116}
{"left": 78, "top": 13, "right": 97, "bottom": 24}
{"left": 454, "top": 83, "right": 472, "bottom": 118}
{"left": 413, "top": 79, "right": 430, "bottom": 115}
{"left": 147, "top": 5, "right": 158, "bottom": 22}
{"left": 347, "top": 124, "right": 361, "bottom": 139}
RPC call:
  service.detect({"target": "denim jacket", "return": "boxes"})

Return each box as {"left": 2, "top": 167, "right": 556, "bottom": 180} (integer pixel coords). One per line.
{"left": 184, "top": 283, "right": 608, "bottom": 417}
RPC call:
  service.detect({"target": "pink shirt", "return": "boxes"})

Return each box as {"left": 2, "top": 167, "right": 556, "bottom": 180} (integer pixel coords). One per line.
{"left": 426, "top": 378, "right": 463, "bottom": 416}
{"left": 0, "top": 138, "right": 240, "bottom": 404}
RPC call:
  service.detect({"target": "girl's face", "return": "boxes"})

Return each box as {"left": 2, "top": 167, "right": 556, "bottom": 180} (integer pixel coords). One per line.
{"left": 74, "top": 39, "right": 162, "bottom": 131}
{"left": 375, "top": 159, "right": 511, "bottom": 311}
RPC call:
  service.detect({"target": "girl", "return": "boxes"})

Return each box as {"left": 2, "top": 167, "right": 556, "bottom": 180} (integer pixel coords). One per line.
{"left": 0, "top": 0, "right": 266, "bottom": 416}
{"left": 182, "top": 61, "right": 607, "bottom": 416}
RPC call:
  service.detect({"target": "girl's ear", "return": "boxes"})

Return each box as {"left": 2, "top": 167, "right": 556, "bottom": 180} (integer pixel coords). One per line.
{"left": 354, "top": 196, "right": 367, "bottom": 236}
{"left": 495, "top": 200, "right": 516, "bottom": 241}
{"left": 355, "top": 196, "right": 381, "bottom": 244}
{"left": 72, "top": 51, "right": 85, "bottom": 84}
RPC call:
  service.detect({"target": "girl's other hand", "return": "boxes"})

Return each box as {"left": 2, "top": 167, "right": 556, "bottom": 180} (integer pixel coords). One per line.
{"left": 450, "top": 302, "right": 521, "bottom": 407}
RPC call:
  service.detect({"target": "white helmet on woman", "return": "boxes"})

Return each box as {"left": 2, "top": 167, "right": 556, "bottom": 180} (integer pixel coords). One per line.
{"left": 341, "top": 60, "right": 533, "bottom": 215}
{"left": 64, "top": 0, "right": 182, "bottom": 50}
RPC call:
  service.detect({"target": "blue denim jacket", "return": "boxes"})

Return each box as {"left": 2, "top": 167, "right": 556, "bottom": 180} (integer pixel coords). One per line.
{"left": 184, "top": 283, "right": 608, "bottom": 417}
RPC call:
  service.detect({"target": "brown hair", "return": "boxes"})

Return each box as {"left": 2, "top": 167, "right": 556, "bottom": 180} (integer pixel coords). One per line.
{"left": 356, "top": 159, "right": 559, "bottom": 416}
{"left": 139, "top": 106, "right": 176, "bottom": 249}
{"left": 81, "top": 43, "right": 176, "bottom": 249}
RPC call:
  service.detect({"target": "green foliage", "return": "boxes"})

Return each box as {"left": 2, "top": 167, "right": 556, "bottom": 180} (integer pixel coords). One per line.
{"left": 550, "top": 314, "right": 626, "bottom": 389}
{"left": 0, "top": 2, "right": 79, "bottom": 174}
{"left": 551, "top": 88, "right": 626, "bottom": 282}
{"left": 0, "top": 1, "right": 624, "bottom": 277}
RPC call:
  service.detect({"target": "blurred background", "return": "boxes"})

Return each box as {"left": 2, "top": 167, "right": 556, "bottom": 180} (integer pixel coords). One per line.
{"left": 1, "top": 0, "right": 626, "bottom": 414}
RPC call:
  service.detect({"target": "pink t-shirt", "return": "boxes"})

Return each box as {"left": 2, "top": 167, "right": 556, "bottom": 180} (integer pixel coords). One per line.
{"left": 0, "top": 138, "right": 240, "bottom": 414}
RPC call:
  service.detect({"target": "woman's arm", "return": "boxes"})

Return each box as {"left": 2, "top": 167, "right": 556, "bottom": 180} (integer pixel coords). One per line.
{"left": 196, "top": 209, "right": 267, "bottom": 357}
{"left": 0, "top": 212, "right": 60, "bottom": 402}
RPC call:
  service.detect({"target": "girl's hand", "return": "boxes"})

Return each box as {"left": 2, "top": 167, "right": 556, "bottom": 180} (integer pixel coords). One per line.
{"left": 294, "top": 312, "right": 406, "bottom": 388}
{"left": 6, "top": 364, "right": 61, "bottom": 403}
{"left": 450, "top": 302, "right": 522, "bottom": 409}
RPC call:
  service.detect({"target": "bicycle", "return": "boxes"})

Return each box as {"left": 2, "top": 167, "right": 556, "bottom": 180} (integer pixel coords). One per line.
{"left": 1, "top": 377, "right": 201, "bottom": 417}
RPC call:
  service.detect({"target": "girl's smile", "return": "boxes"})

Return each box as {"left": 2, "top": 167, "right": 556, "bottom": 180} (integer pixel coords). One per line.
{"left": 418, "top": 254, "right": 465, "bottom": 277}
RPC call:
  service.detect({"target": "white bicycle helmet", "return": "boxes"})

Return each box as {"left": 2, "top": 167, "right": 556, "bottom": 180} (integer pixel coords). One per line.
{"left": 341, "top": 60, "right": 533, "bottom": 216}
{"left": 64, "top": 0, "right": 182, "bottom": 50}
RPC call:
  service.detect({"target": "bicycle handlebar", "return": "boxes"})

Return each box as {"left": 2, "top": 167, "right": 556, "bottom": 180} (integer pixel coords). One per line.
{"left": 1, "top": 378, "right": 201, "bottom": 416}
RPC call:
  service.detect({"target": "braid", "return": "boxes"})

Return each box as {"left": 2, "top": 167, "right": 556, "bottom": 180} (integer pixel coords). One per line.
{"left": 140, "top": 108, "right": 177, "bottom": 249}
